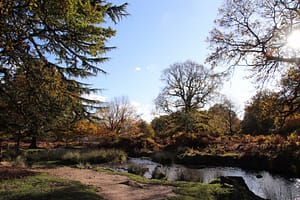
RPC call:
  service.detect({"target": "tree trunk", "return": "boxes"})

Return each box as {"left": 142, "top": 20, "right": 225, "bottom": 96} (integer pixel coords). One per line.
{"left": 15, "top": 133, "right": 21, "bottom": 150}
{"left": 29, "top": 135, "right": 38, "bottom": 149}
{"left": 0, "top": 139, "right": 2, "bottom": 161}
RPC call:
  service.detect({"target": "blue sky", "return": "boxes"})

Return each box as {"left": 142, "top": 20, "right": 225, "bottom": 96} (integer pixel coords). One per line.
{"left": 89, "top": 0, "right": 256, "bottom": 121}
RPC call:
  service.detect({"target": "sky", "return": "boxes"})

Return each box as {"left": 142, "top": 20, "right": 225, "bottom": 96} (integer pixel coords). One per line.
{"left": 89, "top": 0, "right": 256, "bottom": 121}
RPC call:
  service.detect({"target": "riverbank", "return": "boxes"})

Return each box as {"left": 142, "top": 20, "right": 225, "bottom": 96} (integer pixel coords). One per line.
{"left": 0, "top": 160, "right": 265, "bottom": 200}
{"left": 42, "top": 166, "right": 265, "bottom": 200}
{"left": 173, "top": 151, "right": 300, "bottom": 178}
{"left": 142, "top": 134, "right": 300, "bottom": 178}
{"left": 1, "top": 145, "right": 298, "bottom": 199}
{"left": 124, "top": 156, "right": 299, "bottom": 200}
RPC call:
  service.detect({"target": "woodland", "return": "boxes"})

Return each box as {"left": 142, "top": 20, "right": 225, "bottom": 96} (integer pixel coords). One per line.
{"left": 1, "top": 1, "right": 300, "bottom": 200}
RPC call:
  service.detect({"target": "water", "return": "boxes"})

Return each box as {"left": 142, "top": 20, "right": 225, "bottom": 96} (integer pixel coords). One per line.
{"left": 114, "top": 157, "right": 300, "bottom": 200}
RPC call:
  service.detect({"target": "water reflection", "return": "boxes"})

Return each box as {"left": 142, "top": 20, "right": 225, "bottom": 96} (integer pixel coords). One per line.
{"left": 127, "top": 158, "right": 300, "bottom": 200}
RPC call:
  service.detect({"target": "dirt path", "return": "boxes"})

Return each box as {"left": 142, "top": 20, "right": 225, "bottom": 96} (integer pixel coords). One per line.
{"left": 41, "top": 166, "right": 175, "bottom": 200}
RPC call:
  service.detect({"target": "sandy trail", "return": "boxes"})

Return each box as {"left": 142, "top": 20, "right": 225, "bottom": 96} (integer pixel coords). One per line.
{"left": 42, "top": 166, "right": 175, "bottom": 200}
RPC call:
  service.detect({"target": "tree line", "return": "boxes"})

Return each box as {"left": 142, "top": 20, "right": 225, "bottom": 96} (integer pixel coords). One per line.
{"left": 1, "top": 0, "right": 300, "bottom": 148}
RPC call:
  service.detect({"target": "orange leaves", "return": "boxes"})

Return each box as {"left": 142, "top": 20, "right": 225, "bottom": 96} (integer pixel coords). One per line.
{"left": 76, "top": 120, "right": 99, "bottom": 135}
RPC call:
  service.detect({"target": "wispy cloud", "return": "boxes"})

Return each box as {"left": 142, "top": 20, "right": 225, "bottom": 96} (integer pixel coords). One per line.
{"left": 135, "top": 67, "right": 142, "bottom": 71}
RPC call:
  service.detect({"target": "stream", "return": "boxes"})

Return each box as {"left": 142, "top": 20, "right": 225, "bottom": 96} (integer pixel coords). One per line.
{"left": 104, "top": 157, "right": 300, "bottom": 200}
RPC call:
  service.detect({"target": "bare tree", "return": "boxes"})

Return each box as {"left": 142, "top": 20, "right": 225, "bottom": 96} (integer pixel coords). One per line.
{"left": 97, "top": 96, "right": 139, "bottom": 133}
{"left": 207, "top": 0, "right": 300, "bottom": 82}
{"left": 155, "top": 60, "right": 221, "bottom": 114}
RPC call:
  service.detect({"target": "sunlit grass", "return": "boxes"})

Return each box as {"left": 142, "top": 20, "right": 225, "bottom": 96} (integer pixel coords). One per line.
{"left": 0, "top": 173, "right": 102, "bottom": 200}
{"left": 96, "top": 167, "right": 247, "bottom": 200}
{"left": 167, "top": 181, "right": 232, "bottom": 200}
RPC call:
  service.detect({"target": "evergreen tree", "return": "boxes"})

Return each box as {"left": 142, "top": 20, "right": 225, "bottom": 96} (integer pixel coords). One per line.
{"left": 0, "top": 0, "right": 128, "bottom": 147}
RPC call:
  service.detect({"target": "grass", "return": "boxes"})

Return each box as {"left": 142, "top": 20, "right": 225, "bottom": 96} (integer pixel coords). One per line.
{"left": 96, "top": 167, "right": 235, "bottom": 200}
{"left": 167, "top": 181, "right": 233, "bottom": 200}
{"left": 0, "top": 164, "right": 261, "bottom": 200}
{"left": 0, "top": 173, "right": 102, "bottom": 200}
{"left": 3, "top": 148, "right": 127, "bottom": 167}
{"left": 96, "top": 167, "right": 262, "bottom": 200}
{"left": 1, "top": 147, "right": 262, "bottom": 200}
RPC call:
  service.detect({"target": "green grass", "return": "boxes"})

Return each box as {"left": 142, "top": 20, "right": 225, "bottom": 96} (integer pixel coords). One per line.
{"left": 96, "top": 167, "right": 261, "bottom": 200}
{"left": 0, "top": 173, "right": 103, "bottom": 200}
{"left": 96, "top": 167, "right": 235, "bottom": 200}
{"left": 1, "top": 147, "right": 261, "bottom": 200}
{"left": 3, "top": 148, "right": 127, "bottom": 167}
{"left": 0, "top": 165, "right": 260, "bottom": 200}
{"left": 167, "top": 181, "right": 234, "bottom": 200}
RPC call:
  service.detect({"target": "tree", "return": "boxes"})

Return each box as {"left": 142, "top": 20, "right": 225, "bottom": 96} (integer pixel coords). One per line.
{"left": 97, "top": 96, "right": 140, "bottom": 133}
{"left": 208, "top": 99, "right": 240, "bottom": 135}
{"left": 138, "top": 120, "right": 155, "bottom": 138}
{"left": 241, "top": 70, "right": 300, "bottom": 134}
{"left": 207, "top": 0, "right": 300, "bottom": 82}
{"left": 151, "top": 115, "right": 174, "bottom": 139}
{"left": 279, "top": 67, "right": 300, "bottom": 117}
{"left": 0, "top": 1, "right": 128, "bottom": 147}
{"left": 0, "top": 60, "right": 87, "bottom": 148}
{"left": 241, "top": 90, "right": 282, "bottom": 135}
{"left": 155, "top": 60, "right": 221, "bottom": 114}
{"left": 0, "top": 1, "right": 128, "bottom": 77}
{"left": 273, "top": 67, "right": 300, "bottom": 133}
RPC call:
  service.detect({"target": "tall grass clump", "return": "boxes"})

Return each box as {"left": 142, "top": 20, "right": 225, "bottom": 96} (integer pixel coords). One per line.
{"left": 23, "top": 148, "right": 127, "bottom": 165}
{"left": 76, "top": 149, "right": 127, "bottom": 164}
{"left": 25, "top": 148, "right": 68, "bottom": 162}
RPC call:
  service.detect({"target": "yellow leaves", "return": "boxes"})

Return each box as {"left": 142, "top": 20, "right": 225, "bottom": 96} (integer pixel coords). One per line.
{"left": 287, "top": 132, "right": 300, "bottom": 146}
{"left": 76, "top": 120, "right": 99, "bottom": 135}
{"left": 28, "top": 0, "right": 38, "bottom": 10}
